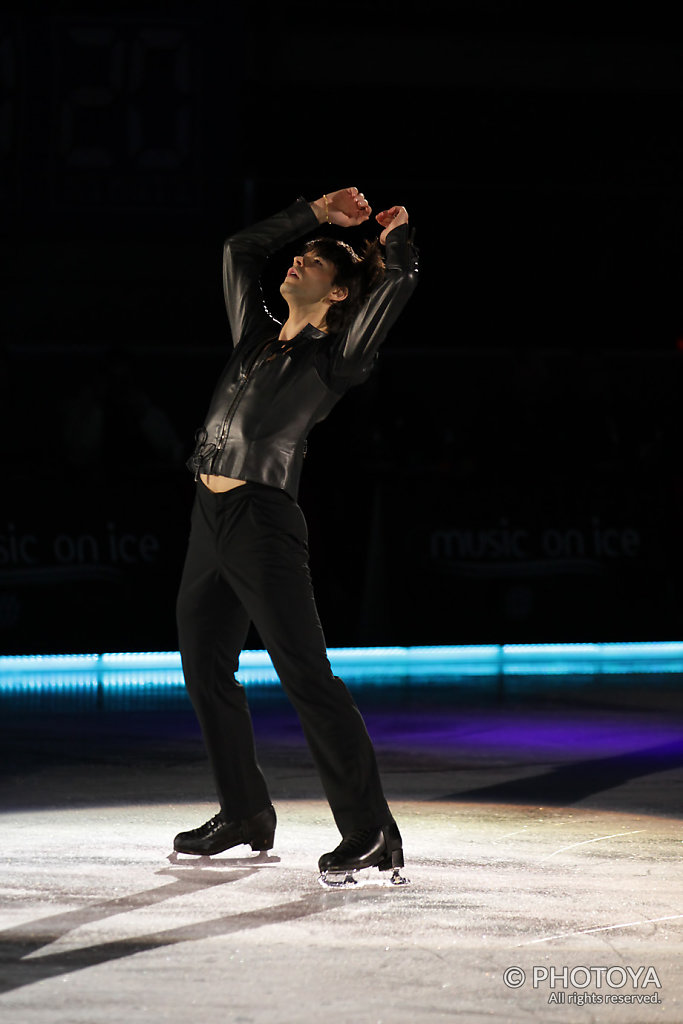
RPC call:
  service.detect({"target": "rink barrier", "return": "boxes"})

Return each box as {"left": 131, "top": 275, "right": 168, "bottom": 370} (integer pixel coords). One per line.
{"left": 1, "top": 642, "right": 683, "bottom": 692}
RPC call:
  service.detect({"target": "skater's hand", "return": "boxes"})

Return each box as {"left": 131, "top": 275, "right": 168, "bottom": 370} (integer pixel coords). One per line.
{"left": 375, "top": 206, "right": 409, "bottom": 245}
{"left": 310, "top": 188, "right": 372, "bottom": 227}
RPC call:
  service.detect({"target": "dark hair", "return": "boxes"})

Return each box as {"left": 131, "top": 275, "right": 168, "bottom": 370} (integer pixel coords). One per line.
{"left": 303, "top": 237, "right": 385, "bottom": 333}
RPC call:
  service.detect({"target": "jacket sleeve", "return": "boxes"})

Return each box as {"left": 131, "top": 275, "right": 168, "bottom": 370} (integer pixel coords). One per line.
{"left": 328, "top": 223, "right": 419, "bottom": 381}
{"left": 222, "top": 197, "right": 320, "bottom": 346}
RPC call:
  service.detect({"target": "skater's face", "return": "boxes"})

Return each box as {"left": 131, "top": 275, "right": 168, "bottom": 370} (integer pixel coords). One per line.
{"left": 280, "top": 250, "right": 348, "bottom": 307}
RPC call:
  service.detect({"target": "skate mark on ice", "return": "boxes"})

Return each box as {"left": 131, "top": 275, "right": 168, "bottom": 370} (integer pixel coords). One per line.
{"left": 537, "top": 829, "right": 646, "bottom": 861}
{"left": 519, "top": 913, "right": 683, "bottom": 946}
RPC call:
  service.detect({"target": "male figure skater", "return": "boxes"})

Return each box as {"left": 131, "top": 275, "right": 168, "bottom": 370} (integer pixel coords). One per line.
{"left": 174, "top": 186, "right": 418, "bottom": 881}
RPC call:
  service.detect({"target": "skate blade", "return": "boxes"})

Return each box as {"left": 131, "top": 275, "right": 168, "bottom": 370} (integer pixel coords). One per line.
{"left": 318, "top": 867, "right": 410, "bottom": 889}
{"left": 318, "top": 870, "right": 358, "bottom": 888}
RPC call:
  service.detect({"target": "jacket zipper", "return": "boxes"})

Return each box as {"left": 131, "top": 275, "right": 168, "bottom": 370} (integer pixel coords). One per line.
{"left": 209, "top": 338, "right": 277, "bottom": 474}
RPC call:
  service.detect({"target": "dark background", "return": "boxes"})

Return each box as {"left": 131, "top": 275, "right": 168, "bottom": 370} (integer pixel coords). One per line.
{"left": 2, "top": 1, "right": 683, "bottom": 653}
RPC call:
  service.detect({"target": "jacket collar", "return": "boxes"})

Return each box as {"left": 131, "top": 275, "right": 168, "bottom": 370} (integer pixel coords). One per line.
{"left": 301, "top": 323, "right": 327, "bottom": 341}
{"left": 271, "top": 323, "right": 328, "bottom": 344}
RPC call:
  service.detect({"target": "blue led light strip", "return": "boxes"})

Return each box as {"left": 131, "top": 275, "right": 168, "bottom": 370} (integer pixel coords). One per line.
{"left": 1, "top": 642, "right": 683, "bottom": 692}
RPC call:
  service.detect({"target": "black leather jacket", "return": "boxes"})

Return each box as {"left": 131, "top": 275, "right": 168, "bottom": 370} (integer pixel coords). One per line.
{"left": 188, "top": 197, "right": 419, "bottom": 498}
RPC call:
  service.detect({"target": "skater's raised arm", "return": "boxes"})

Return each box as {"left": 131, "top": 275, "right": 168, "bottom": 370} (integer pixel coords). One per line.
{"left": 328, "top": 204, "right": 418, "bottom": 381}
{"left": 222, "top": 199, "right": 318, "bottom": 347}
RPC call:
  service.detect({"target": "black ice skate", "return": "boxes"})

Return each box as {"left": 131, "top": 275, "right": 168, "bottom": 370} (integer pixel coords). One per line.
{"left": 317, "top": 822, "right": 409, "bottom": 887}
{"left": 173, "top": 805, "right": 276, "bottom": 856}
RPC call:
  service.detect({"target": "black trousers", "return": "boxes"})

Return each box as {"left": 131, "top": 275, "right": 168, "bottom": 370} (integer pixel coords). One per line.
{"left": 176, "top": 479, "right": 392, "bottom": 836}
